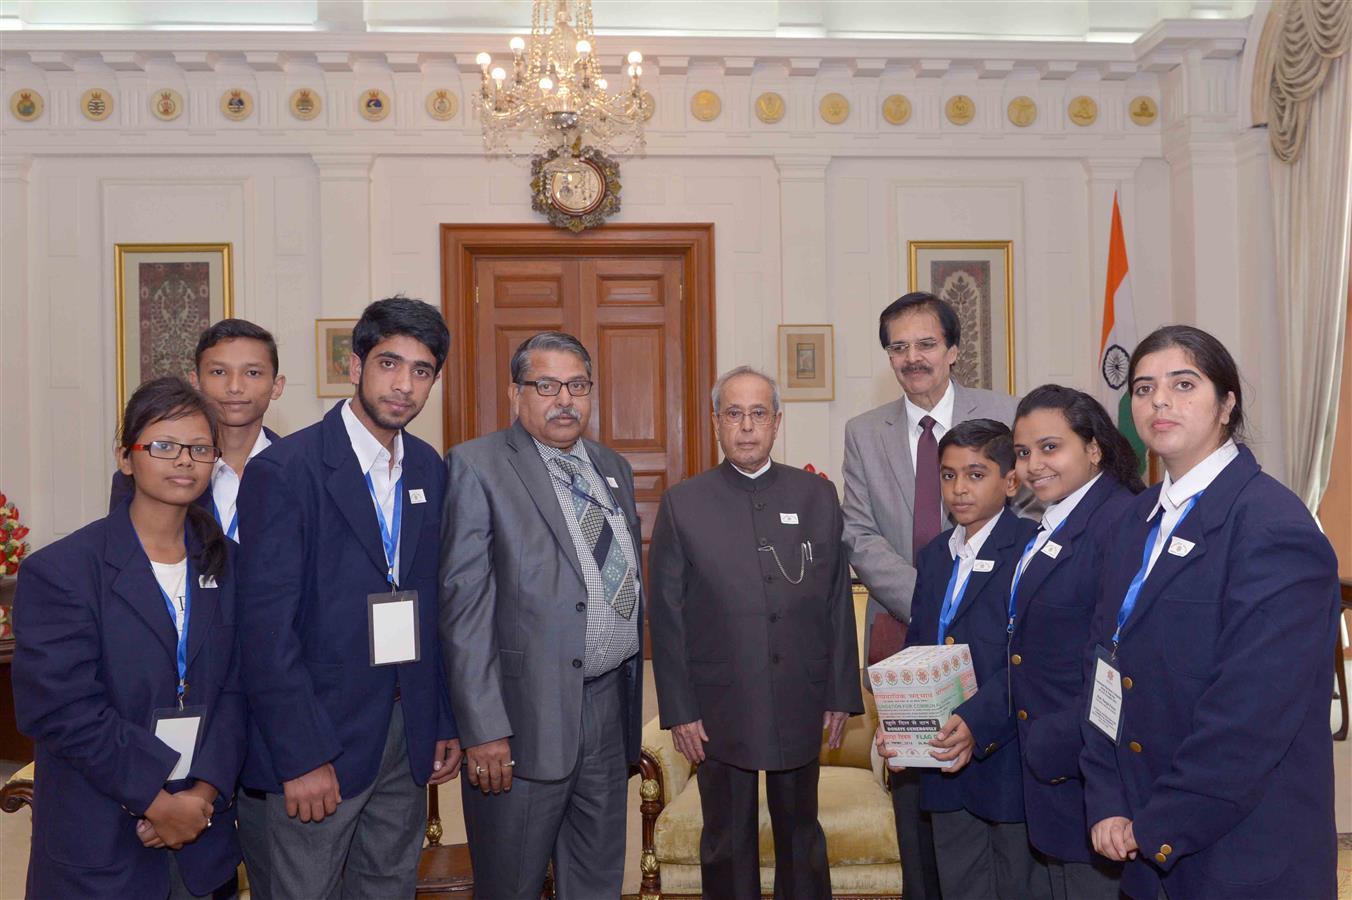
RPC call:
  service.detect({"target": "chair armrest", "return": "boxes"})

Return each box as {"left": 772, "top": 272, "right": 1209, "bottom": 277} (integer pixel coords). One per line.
{"left": 641, "top": 716, "right": 693, "bottom": 805}
{"left": 1, "top": 761, "right": 35, "bottom": 813}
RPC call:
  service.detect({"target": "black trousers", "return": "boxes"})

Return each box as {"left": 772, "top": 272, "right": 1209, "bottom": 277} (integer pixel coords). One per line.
{"left": 889, "top": 766, "right": 943, "bottom": 900}
{"left": 696, "top": 757, "right": 830, "bottom": 900}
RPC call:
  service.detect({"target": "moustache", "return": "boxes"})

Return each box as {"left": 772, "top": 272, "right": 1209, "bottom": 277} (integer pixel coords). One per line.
{"left": 546, "top": 408, "right": 580, "bottom": 422}
{"left": 902, "top": 364, "right": 933, "bottom": 376}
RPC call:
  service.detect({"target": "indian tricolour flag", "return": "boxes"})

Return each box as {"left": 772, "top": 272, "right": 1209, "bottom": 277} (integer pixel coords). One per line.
{"left": 1097, "top": 192, "right": 1146, "bottom": 473}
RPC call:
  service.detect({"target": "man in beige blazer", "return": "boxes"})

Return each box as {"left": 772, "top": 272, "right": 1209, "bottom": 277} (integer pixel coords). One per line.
{"left": 842, "top": 291, "right": 1018, "bottom": 900}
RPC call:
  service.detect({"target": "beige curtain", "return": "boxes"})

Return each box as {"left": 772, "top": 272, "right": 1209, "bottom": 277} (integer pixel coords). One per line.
{"left": 1265, "top": 0, "right": 1352, "bottom": 512}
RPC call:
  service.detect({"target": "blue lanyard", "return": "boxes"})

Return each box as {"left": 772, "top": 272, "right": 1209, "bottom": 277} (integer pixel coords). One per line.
{"left": 1007, "top": 520, "right": 1065, "bottom": 636}
{"left": 365, "top": 472, "right": 403, "bottom": 588}
{"left": 1111, "top": 493, "right": 1201, "bottom": 651}
{"left": 209, "top": 495, "right": 239, "bottom": 542}
{"left": 936, "top": 554, "right": 972, "bottom": 644}
{"left": 156, "top": 573, "right": 192, "bottom": 708}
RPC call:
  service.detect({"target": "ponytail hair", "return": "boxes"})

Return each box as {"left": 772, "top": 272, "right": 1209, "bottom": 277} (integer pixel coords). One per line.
{"left": 1015, "top": 384, "right": 1146, "bottom": 494}
{"left": 118, "top": 377, "right": 228, "bottom": 581}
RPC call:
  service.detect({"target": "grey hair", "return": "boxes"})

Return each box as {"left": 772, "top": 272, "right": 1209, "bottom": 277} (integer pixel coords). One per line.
{"left": 509, "top": 331, "right": 593, "bottom": 383}
{"left": 711, "top": 366, "right": 781, "bottom": 414}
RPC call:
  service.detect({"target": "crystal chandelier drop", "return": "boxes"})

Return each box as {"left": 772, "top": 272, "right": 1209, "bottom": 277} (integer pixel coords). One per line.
{"left": 475, "top": 0, "right": 652, "bottom": 157}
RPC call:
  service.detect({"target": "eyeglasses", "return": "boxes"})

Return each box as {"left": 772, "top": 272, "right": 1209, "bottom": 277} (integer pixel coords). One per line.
{"left": 885, "top": 338, "right": 943, "bottom": 358}
{"left": 718, "top": 408, "right": 775, "bottom": 426}
{"left": 518, "top": 378, "right": 594, "bottom": 397}
{"left": 129, "top": 440, "right": 222, "bottom": 464}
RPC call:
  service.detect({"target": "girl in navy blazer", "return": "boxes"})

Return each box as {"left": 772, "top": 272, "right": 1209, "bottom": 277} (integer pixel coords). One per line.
{"left": 1008, "top": 385, "right": 1144, "bottom": 900}
{"left": 14, "top": 377, "right": 245, "bottom": 899}
{"left": 1080, "top": 326, "right": 1340, "bottom": 900}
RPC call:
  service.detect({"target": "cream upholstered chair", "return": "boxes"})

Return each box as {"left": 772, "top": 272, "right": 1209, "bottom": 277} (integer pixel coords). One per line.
{"left": 637, "top": 585, "right": 902, "bottom": 899}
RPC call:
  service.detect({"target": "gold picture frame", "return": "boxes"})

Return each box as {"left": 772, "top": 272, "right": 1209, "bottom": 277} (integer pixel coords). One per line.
{"left": 315, "top": 318, "right": 358, "bottom": 398}
{"left": 907, "top": 240, "right": 1015, "bottom": 394}
{"left": 114, "top": 242, "right": 234, "bottom": 413}
{"left": 777, "top": 324, "right": 835, "bottom": 402}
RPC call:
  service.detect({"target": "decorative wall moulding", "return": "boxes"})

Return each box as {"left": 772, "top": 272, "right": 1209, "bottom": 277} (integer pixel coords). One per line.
{"left": 1007, "top": 96, "right": 1037, "bottom": 128}
{"left": 690, "top": 89, "right": 721, "bottom": 122}
{"left": 220, "top": 88, "right": 253, "bottom": 121}
{"left": 10, "top": 89, "right": 43, "bottom": 122}
{"left": 1068, "top": 95, "right": 1098, "bottom": 126}
{"left": 80, "top": 88, "right": 112, "bottom": 121}
{"left": 755, "top": 91, "right": 785, "bottom": 124}
{"left": 425, "top": 89, "right": 457, "bottom": 121}
{"left": 881, "top": 94, "right": 911, "bottom": 125}
{"left": 819, "top": 92, "right": 849, "bottom": 125}
{"left": 945, "top": 94, "right": 975, "bottom": 125}
{"left": 150, "top": 89, "right": 183, "bottom": 121}
{"left": 1129, "top": 95, "right": 1158, "bottom": 126}
{"left": 290, "top": 87, "right": 321, "bottom": 121}
{"left": 359, "top": 89, "right": 390, "bottom": 122}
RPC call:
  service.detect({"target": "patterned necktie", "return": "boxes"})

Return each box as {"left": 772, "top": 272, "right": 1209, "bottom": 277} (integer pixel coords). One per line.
{"left": 554, "top": 455, "right": 637, "bottom": 619}
{"left": 913, "top": 414, "right": 942, "bottom": 558}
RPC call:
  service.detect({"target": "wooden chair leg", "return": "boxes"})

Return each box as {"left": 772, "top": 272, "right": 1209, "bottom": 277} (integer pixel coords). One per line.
{"left": 638, "top": 755, "right": 665, "bottom": 899}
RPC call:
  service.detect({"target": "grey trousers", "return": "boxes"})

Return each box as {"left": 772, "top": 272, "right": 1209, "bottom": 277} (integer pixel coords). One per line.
{"left": 462, "top": 665, "right": 629, "bottom": 900}
{"left": 932, "top": 809, "right": 1048, "bottom": 900}
{"left": 236, "top": 789, "right": 271, "bottom": 900}
{"left": 889, "top": 767, "right": 942, "bottom": 900}
{"left": 264, "top": 701, "right": 426, "bottom": 900}
{"left": 1045, "top": 856, "right": 1121, "bottom": 900}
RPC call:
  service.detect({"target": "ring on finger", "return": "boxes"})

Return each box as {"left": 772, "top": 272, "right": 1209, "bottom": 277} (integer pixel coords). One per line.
{"left": 475, "top": 765, "right": 484, "bottom": 776}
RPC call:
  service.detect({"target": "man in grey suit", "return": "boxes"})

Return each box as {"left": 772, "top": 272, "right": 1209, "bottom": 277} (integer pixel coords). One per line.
{"left": 439, "top": 331, "right": 644, "bottom": 899}
{"left": 842, "top": 291, "right": 1018, "bottom": 900}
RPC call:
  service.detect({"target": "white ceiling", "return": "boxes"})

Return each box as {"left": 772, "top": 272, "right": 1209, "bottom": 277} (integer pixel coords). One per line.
{"left": 2, "top": 0, "right": 1256, "bottom": 41}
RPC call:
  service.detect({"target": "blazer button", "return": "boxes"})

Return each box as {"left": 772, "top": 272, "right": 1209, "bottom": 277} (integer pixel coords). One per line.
{"left": 754, "top": 502, "right": 766, "bottom": 511}
{"left": 769, "top": 613, "right": 780, "bottom": 623}
{"left": 572, "top": 659, "right": 582, "bottom": 669}
{"left": 985, "top": 742, "right": 998, "bottom": 755}
{"left": 576, "top": 601, "right": 586, "bottom": 612}
{"left": 764, "top": 574, "right": 774, "bottom": 583}
{"left": 1011, "top": 654, "right": 1022, "bottom": 665}
{"left": 1122, "top": 676, "right": 1134, "bottom": 690}
{"left": 1154, "top": 852, "right": 1167, "bottom": 865}
{"left": 1050, "top": 776, "right": 1067, "bottom": 784}
{"left": 758, "top": 537, "right": 769, "bottom": 546}
{"left": 772, "top": 654, "right": 781, "bottom": 664}
{"left": 1129, "top": 740, "right": 1142, "bottom": 753}
{"left": 1159, "top": 844, "right": 1173, "bottom": 856}
{"left": 944, "top": 636, "right": 955, "bottom": 645}
{"left": 1017, "top": 710, "right": 1028, "bottom": 721}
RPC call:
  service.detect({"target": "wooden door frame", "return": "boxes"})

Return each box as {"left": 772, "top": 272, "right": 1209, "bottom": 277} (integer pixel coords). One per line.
{"left": 439, "top": 223, "right": 718, "bottom": 477}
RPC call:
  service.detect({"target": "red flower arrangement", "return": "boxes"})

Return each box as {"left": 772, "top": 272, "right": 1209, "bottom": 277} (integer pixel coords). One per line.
{"left": 0, "top": 492, "right": 32, "bottom": 576}
{"left": 803, "top": 463, "right": 830, "bottom": 480}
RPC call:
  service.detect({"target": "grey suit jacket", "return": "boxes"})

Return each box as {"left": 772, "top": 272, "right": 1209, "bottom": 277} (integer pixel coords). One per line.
{"left": 841, "top": 382, "right": 1018, "bottom": 657}
{"left": 438, "top": 420, "right": 645, "bottom": 781}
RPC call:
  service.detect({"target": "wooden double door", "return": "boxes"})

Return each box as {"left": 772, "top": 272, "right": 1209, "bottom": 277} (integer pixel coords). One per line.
{"left": 441, "top": 224, "right": 717, "bottom": 581}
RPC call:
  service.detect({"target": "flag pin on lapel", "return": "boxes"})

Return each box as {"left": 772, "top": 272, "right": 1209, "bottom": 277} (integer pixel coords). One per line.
{"left": 1167, "top": 537, "right": 1194, "bottom": 557}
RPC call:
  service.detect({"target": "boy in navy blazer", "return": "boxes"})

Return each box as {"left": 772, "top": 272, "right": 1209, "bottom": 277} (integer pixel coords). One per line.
{"left": 236, "top": 297, "right": 460, "bottom": 899}
{"left": 880, "top": 418, "right": 1043, "bottom": 900}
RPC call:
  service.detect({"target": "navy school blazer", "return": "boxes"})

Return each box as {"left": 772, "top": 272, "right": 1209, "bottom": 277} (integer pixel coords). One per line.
{"left": 235, "top": 401, "right": 455, "bottom": 795}
{"left": 12, "top": 502, "right": 244, "bottom": 899}
{"left": 1005, "top": 474, "right": 1136, "bottom": 863}
{"left": 108, "top": 426, "right": 283, "bottom": 515}
{"left": 904, "top": 507, "right": 1039, "bottom": 823}
{"left": 1079, "top": 445, "right": 1339, "bottom": 900}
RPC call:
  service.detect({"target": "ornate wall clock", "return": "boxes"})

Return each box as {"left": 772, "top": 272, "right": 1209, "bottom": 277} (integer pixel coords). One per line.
{"left": 530, "top": 146, "right": 621, "bottom": 232}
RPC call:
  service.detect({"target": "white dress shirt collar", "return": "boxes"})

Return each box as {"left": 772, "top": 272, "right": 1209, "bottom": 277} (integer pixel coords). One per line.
{"left": 1148, "top": 440, "right": 1238, "bottom": 521}
{"left": 341, "top": 399, "right": 405, "bottom": 475}
{"left": 948, "top": 506, "right": 1003, "bottom": 562}
{"left": 734, "top": 458, "right": 773, "bottom": 479}
{"left": 905, "top": 379, "right": 956, "bottom": 436}
{"left": 211, "top": 426, "right": 271, "bottom": 486}
{"left": 1042, "top": 472, "right": 1102, "bottom": 533}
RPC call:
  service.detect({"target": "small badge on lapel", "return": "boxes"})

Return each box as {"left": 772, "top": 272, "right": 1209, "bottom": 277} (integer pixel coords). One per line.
{"left": 198, "top": 575, "right": 218, "bottom": 589}
{"left": 408, "top": 488, "right": 426, "bottom": 504}
{"left": 973, "top": 559, "right": 995, "bottom": 573}
{"left": 780, "top": 513, "right": 799, "bottom": 525}
{"left": 606, "top": 476, "right": 619, "bottom": 489}
{"left": 1167, "top": 537, "right": 1194, "bottom": 557}
{"left": 1041, "top": 541, "right": 1062, "bottom": 559}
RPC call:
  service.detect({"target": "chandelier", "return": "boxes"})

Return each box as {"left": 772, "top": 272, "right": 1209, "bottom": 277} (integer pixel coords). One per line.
{"left": 474, "top": 0, "right": 652, "bottom": 157}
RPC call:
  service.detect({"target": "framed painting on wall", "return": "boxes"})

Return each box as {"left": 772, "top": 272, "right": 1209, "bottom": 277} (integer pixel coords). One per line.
{"left": 315, "top": 318, "right": 358, "bottom": 398}
{"left": 907, "top": 240, "right": 1014, "bottom": 394}
{"left": 777, "top": 324, "right": 835, "bottom": 401}
{"left": 114, "top": 243, "right": 234, "bottom": 413}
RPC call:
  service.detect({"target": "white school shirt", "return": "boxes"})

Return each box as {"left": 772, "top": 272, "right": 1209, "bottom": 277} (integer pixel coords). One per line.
{"left": 904, "top": 379, "right": 956, "bottom": 470}
{"left": 341, "top": 400, "right": 405, "bottom": 584}
{"left": 946, "top": 507, "right": 1004, "bottom": 607}
{"left": 1014, "top": 473, "right": 1103, "bottom": 581}
{"left": 1143, "top": 440, "right": 1239, "bottom": 576}
{"left": 210, "top": 427, "right": 271, "bottom": 542}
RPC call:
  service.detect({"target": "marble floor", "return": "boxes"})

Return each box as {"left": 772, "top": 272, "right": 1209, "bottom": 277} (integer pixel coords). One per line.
{"left": 2, "top": 661, "right": 1351, "bottom": 899}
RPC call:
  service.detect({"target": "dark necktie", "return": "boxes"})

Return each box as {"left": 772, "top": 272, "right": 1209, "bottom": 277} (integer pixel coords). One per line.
{"left": 554, "top": 455, "right": 637, "bottom": 619}
{"left": 912, "top": 415, "right": 941, "bottom": 558}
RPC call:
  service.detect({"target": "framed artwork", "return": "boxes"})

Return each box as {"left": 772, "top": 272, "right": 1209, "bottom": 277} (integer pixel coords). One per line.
{"left": 315, "top": 318, "right": 358, "bottom": 398}
{"left": 114, "top": 243, "right": 233, "bottom": 412}
{"left": 907, "top": 240, "right": 1014, "bottom": 394}
{"left": 777, "top": 324, "right": 835, "bottom": 402}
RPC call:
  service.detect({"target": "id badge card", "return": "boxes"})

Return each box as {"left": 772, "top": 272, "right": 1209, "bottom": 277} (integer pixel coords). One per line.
{"left": 152, "top": 705, "right": 206, "bottom": 782}
{"left": 369, "top": 590, "right": 421, "bottom": 667}
{"left": 1086, "top": 645, "right": 1123, "bottom": 743}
